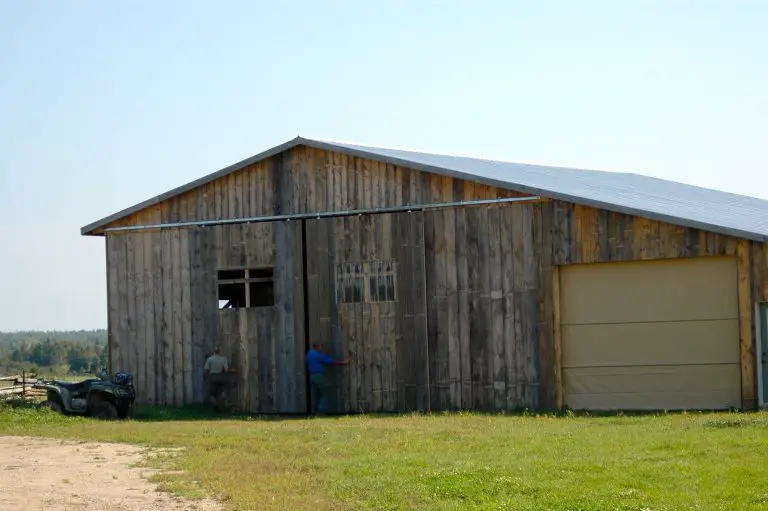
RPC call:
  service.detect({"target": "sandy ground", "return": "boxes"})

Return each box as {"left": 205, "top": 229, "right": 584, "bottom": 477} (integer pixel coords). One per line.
{"left": 0, "top": 436, "right": 223, "bottom": 511}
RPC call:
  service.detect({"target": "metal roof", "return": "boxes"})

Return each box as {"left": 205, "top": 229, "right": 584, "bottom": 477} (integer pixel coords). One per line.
{"left": 81, "top": 136, "right": 768, "bottom": 242}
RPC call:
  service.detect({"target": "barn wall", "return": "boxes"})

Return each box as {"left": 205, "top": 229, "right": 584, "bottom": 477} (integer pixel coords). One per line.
{"left": 102, "top": 146, "right": 530, "bottom": 231}
{"left": 548, "top": 201, "right": 765, "bottom": 410}
{"left": 423, "top": 199, "right": 764, "bottom": 412}
{"left": 423, "top": 202, "right": 546, "bottom": 412}
{"left": 101, "top": 144, "right": 768, "bottom": 412}
{"left": 105, "top": 220, "right": 306, "bottom": 412}
{"left": 305, "top": 212, "right": 430, "bottom": 414}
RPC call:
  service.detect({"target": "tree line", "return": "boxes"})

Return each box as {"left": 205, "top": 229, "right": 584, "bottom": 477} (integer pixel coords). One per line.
{"left": 0, "top": 330, "right": 108, "bottom": 376}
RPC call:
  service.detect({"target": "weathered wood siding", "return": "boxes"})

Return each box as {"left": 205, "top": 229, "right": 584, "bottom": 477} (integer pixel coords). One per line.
{"left": 106, "top": 219, "right": 306, "bottom": 412}
{"left": 424, "top": 202, "right": 545, "bottom": 411}
{"left": 101, "top": 144, "right": 767, "bottom": 412}
{"left": 305, "top": 211, "right": 429, "bottom": 413}
{"left": 101, "top": 146, "right": 529, "bottom": 232}
{"left": 548, "top": 201, "right": 767, "bottom": 410}
{"left": 425, "top": 199, "right": 766, "bottom": 411}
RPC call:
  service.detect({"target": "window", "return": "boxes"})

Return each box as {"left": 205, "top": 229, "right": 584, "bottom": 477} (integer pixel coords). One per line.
{"left": 218, "top": 267, "right": 275, "bottom": 309}
{"left": 335, "top": 260, "right": 396, "bottom": 303}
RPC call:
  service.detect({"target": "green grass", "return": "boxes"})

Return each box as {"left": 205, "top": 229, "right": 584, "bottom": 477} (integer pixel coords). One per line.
{"left": 1, "top": 404, "right": 767, "bottom": 510}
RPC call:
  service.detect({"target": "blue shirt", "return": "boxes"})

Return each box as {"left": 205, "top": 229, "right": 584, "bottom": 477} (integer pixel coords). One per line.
{"left": 306, "top": 349, "right": 336, "bottom": 374}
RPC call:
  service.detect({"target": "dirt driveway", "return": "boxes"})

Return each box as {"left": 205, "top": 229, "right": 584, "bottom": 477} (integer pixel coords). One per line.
{"left": 0, "top": 436, "right": 223, "bottom": 511}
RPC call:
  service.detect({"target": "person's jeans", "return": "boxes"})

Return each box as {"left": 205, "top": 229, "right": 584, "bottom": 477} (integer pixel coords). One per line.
{"left": 309, "top": 372, "right": 326, "bottom": 413}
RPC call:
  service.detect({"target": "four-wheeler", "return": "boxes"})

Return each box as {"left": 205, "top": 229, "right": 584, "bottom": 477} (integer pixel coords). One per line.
{"left": 34, "top": 371, "right": 135, "bottom": 419}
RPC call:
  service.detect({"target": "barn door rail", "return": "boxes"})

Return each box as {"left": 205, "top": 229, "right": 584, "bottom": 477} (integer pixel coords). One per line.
{"left": 102, "top": 195, "right": 543, "bottom": 233}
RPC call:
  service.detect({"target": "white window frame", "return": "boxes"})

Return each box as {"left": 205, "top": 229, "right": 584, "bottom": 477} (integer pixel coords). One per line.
{"left": 334, "top": 260, "right": 397, "bottom": 304}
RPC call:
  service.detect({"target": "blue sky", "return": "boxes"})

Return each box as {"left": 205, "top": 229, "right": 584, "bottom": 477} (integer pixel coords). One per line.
{"left": 1, "top": 0, "right": 766, "bottom": 331}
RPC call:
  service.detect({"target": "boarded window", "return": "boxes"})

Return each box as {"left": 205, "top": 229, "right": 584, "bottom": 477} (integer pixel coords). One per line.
{"left": 218, "top": 267, "right": 274, "bottom": 309}
{"left": 335, "top": 260, "right": 396, "bottom": 304}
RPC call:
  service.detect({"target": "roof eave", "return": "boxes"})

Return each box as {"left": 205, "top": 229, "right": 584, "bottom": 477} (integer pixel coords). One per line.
{"left": 80, "top": 136, "right": 305, "bottom": 236}
{"left": 298, "top": 139, "right": 768, "bottom": 243}
{"left": 81, "top": 136, "right": 768, "bottom": 244}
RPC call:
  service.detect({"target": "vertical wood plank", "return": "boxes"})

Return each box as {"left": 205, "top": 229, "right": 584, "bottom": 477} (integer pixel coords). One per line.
{"left": 114, "top": 233, "right": 128, "bottom": 377}
{"left": 466, "top": 207, "right": 484, "bottom": 409}
{"left": 143, "top": 228, "right": 157, "bottom": 406}
{"left": 291, "top": 146, "right": 303, "bottom": 214}
{"left": 400, "top": 167, "right": 411, "bottom": 206}
{"left": 201, "top": 225, "right": 219, "bottom": 401}
{"left": 126, "top": 232, "right": 139, "bottom": 400}
{"left": 477, "top": 207, "right": 494, "bottom": 410}
{"left": 160, "top": 229, "right": 173, "bottom": 406}
{"left": 411, "top": 211, "right": 430, "bottom": 412}
{"left": 106, "top": 235, "right": 121, "bottom": 376}
{"left": 171, "top": 229, "right": 183, "bottom": 406}
{"left": 520, "top": 204, "right": 540, "bottom": 409}
{"left": 248, "top": 310, "right": 260, "bottom": 413}
{"left": 455, "top": 207, "right": 472, "bottom": 409}
{"left": 180, "top": 228, "right": 193, "bottom": 404}
{"left": 188, "top": 226, "right": 203, "bottom": 403}
{"left": 304, "top": 147, "right": 316, "bottom": 213}
{"left": 237, "top": 309, "right": 250, "bottom": 412}
{"left": 510, "top": 205, "right": 525, "bottom": 406}
{"left": 133, "top": 231, "right": 148, "bottom": 407}
{"left": 552, "top": 265, "right": 563, "bottom": 410}
{"left": 274, "top": 221, "right": 288, "bottom": 412}
{"left": 424, "top": 210, "right": 442, "bottom": 409}
{"left": 315, "top": 150, "right": 328, "bottom": 213}
{"left": 737, "top": 239, "right": 756, "bottom": 410}
{"left": 488, "top": 206, "right": 505, "bottom": 410}
{"left": 394, "top": 212, "right": 411, "bottom": 411}
{"left": 292, "top": 220, "right": 307, "bottom": 413}
{"left": 537, "top": 200, "right": 555, "bottom": 409}
{"left": 444, "top": 207, "right": 461, "bottom": 410}
{"left": 500, "top": 206, "right": 518, "bottom": 410}
{"left": 248, "top": 164, "right": 258, "bottom": 218}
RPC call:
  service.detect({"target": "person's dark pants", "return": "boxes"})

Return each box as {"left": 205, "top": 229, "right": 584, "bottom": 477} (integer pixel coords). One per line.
{"left": 309, "top": 372, "right": 326, "bottom": 414}
{"left": 206, "top": 373, "right": 227, "bottom": 408}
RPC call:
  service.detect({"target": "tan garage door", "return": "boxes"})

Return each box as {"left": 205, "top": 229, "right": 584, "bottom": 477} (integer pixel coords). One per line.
{"left": 560, "top": 256, "right": 741, "bottom": 410}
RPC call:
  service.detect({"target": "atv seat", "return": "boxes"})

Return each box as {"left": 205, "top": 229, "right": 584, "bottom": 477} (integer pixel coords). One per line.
{"left": 56, "top": 381, "right": 89, "bottom": 392}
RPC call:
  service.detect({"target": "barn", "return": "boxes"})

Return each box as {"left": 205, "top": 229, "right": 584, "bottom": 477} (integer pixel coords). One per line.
{"left": 81, "top": 136, "right": 768, "bottom": 413}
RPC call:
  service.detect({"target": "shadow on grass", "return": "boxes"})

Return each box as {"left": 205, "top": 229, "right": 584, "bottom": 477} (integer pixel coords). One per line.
{"left": 129, "top": 404, "right": 762, "bottom": 423}
{"left": 3, "top": 398, "right": 762, "bottom": 423}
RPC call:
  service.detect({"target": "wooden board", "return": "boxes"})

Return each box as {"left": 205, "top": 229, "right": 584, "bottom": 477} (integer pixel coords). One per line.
{"left": 304, "top": 212, "right": 429, "bottom": 413}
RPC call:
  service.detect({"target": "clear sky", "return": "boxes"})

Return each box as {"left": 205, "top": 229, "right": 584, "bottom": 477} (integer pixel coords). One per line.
{"left": 1, "top": 1, "right": 766, "bottom": 331}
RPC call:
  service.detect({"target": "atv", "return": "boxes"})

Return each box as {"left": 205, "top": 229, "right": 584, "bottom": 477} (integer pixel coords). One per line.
{"left": 34, "top": 371, "right": 135, "bottom": 419}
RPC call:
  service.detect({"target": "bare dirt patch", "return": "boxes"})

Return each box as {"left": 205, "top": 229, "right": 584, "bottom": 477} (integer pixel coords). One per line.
{"left": 0, "top": 436, "right": 223, "bottom": 511}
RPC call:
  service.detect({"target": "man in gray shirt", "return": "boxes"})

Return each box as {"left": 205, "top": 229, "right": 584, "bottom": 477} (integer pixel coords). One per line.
{"left": 204, "top": 345, "right": 232, "bottom": 409}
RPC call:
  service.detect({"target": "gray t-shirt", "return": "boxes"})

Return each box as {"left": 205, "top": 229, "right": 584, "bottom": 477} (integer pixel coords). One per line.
{"left": 204, "top": 354, "right": 229, "bottom": 374}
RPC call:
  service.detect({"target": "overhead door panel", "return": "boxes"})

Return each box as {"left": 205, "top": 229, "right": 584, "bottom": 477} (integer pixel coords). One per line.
{"left": 560, "top": 256, "right": 741, "bottom": 410}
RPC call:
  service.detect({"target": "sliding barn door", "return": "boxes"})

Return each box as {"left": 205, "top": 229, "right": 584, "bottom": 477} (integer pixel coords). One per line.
{"left": 215, "top": 220, "right": 307, "bottom": 414}
{"left": 305, "top": 212, "right": 429, "bottom": 413}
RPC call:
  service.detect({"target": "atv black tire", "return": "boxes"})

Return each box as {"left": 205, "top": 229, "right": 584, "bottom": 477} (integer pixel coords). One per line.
{"left": 117, "top": 403, "right": 133, "bottom": 419}
{"left": 90, "top": 401, "right": 118, "bottom": 419}
{"left": 38, "top": 400, "right": 62, "bottom": 413}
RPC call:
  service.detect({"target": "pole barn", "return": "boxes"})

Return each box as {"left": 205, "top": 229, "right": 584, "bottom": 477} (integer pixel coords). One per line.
{"left": 81, "top": 136, "right": 768, "bottom": 413}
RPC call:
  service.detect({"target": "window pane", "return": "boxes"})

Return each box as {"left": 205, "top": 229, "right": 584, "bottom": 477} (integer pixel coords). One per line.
{"left": 218, "top": 283, "right": 246, "bottom": 308}
{"left": 248, "top": 268, "right": 274, "bottom": 279}
{"left": 218, "top": 269, "right": 245, "bottom": 280}
{"left": 249, "top": 282, "right": 274, "bottom": 307}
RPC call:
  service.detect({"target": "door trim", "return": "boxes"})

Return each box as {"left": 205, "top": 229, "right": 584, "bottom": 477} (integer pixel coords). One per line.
{"left": 757, "top": 302, "right": 768, "bottom": 408}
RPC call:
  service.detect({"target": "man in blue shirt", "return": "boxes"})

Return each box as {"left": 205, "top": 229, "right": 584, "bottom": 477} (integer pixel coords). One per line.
{"left": 306, "top": 342, "right": 349, "bottom": 415}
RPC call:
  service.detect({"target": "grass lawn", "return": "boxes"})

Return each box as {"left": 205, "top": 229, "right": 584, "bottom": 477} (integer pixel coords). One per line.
{"left": 1, "top": 404, "right": 767, "bottom": 510}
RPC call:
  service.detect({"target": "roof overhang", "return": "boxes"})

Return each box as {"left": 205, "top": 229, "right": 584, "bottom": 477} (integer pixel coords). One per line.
{"left": 81, "top": 136, "right": 768, "bottom": 243}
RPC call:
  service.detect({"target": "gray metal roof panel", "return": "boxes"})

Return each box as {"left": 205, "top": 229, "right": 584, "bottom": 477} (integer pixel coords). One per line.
{"left": 305, "top": 138, "right": 768, "bottom": 242}
{"left": 81, "top": 136, "right": 768, "bottom": 242}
